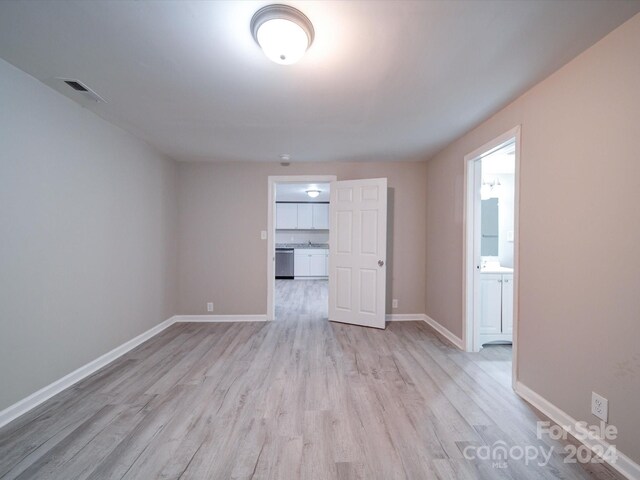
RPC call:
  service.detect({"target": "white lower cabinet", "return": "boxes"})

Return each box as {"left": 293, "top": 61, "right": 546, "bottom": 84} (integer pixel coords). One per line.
{"left": 294, "top": 253, "right": 310, "bottom": 277}
{"left": 294, "top": 249, "right": 329, "bottom": 277}
{"left": 479, "top": 273, "right": 513, "bottom": 345}
{"left": 501, "top": 276, "right": 514, "bottom": 334}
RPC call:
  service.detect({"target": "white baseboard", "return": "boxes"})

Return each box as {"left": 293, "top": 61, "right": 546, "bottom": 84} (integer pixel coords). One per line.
{"left": 515, "top": 381, "right": 640, "bottom": 480}
{"left": 0, "top": 315, "right": 177, "bottom": 430}
{"left": 422, "top": 314, "right": 464, "bottom": 350}
{"left": 174, "top": 314, "right": 268, "bottom": 323}
{"left": 385, "top": 313, "right": 427, "bottom": 322}
{"left": 0, "top": 312, "right": 271, "bottom": 429}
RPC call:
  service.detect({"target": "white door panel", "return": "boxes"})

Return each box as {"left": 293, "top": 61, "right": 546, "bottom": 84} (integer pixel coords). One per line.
{"left": 329, "top": 178, "right": 387, "bottom": 329}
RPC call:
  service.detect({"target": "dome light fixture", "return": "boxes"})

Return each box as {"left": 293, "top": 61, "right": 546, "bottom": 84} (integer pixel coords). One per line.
{"left": 250, "top": 4, "right": 314, "bottom": 65}
{"left": 306, "top": 189, "right": 321, "bottom": 198}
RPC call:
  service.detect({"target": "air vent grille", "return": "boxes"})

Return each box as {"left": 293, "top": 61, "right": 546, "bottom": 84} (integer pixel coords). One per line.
{"left": 57, "top": 78, "right": 106, "bottom": 103}
{"left": 64, "top": 80, "right": 88, "bottom": 92}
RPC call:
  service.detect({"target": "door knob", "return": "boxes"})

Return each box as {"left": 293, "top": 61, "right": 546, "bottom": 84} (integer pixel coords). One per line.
{"left": 378, "top": 260, "right": 384, "bottom": 267}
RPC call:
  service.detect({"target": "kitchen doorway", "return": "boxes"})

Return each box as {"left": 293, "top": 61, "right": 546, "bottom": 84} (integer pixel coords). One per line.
{"left": 267, "top": 176, "right": 336, "bottom": 321}
{"left": 463, "top": 126, "right": 520, "bottom": 388}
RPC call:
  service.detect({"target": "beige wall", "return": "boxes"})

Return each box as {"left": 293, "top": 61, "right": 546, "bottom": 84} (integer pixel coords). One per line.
{"left": 177, "top": 161, "right": 427, "bottom": 316}
{"left": 425, "top": 14, "right": 640, "bottom": 462}
{"left": 0, "top": 59, "right": 178, "bottom": 410}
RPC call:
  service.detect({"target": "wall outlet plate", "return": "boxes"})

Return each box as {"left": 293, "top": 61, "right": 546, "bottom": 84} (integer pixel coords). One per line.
{"left": 591, "top": 392, "right": 608, "bottom": 422}
{"left": 207, "top": 302, "right": 214, "bottom": 312}
{"left": 392, "top": 299, "right": 398, "bottom": 309}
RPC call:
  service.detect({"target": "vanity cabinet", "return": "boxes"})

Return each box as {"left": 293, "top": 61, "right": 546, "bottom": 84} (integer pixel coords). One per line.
{"left": 479, "top": 272, "right": 513, "bottom": 344}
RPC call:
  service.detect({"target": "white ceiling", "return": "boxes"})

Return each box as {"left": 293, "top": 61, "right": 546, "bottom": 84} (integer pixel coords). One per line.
{"left": 0, "top": 1, "right": 638, "bottom": 163}
{"left": 276, "top": 183, "right": 330, "bottom": 202}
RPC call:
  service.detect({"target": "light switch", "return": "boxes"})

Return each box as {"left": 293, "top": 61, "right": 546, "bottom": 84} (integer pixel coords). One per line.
{"left": 260, "top": 230, "right": 267, "bottom": 240}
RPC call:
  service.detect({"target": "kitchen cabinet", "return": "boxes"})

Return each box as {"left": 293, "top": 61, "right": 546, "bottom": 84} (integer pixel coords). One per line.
{"left": 294, "top": 248, "right": 329, "bottom": 277}
{"left": 276, "top": 203, "right": 298, "bottom": 229}
{"left": 479, "top": 272, "right": 513, "bottom": 345}
{"left": 276, "top": 203, "right": 329, "bottom": 230}
{"left": 297, "top": 204, "right": 313, "bottom": 229}
{"left": 312, "top": 204, "right": 329, "bottom": 229}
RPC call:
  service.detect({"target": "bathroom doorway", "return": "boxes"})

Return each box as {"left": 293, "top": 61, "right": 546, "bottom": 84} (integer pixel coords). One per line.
{"left": 464, "top": 126, "right": 520, "bottom": 387}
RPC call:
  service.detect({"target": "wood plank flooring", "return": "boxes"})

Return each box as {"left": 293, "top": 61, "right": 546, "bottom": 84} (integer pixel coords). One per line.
{"left": 0, "top": 280, "right": 622, "bottom": 479}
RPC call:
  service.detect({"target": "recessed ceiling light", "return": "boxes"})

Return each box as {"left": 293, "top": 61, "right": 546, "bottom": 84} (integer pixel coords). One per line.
{"left": 306, "top": 189, "right": 321, "bottom": 198}
{"left": 250, "top": 4, "right": 314, "bottom": 65}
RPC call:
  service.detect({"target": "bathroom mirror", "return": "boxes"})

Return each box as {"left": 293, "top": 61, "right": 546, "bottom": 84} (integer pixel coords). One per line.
{"left": 481, "top": 198, "right": 499, "bottom": 256}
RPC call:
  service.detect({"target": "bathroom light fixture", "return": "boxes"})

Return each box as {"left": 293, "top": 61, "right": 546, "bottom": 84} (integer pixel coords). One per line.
{"left": 306, "top": 189, "right": 321, "bottom": 198}
{"left": 481, "top": 178, "right": 501, "bottom": 200}
{"left": 250, "top": 4, "right": 314, "bottom": 65}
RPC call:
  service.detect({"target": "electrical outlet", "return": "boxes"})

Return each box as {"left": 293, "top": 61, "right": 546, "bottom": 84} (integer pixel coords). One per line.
{"left": 207, "top": 302, "right": 214, "bottom": 312}
{"left": 392, "top": 299, "right": 398, "bottom": 309}
{"left": 591, "top": 392, "right": 608, "bottom": 422}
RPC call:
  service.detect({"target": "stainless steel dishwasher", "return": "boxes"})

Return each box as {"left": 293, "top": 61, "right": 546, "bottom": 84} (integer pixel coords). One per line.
{"left": 275, "top": 248, "right": 294, "bottom": 279}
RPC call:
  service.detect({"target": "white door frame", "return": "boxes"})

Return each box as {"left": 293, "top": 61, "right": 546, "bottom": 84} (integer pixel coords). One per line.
{"left": 463, "top": 126, "right": 521, "bottom": 388}
{"left": 267, "top": 175, "right": 337, "bottom": 321}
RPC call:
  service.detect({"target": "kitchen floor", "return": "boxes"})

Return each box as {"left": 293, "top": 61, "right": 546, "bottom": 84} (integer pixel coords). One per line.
{"left": 275, "top": 279, "right": 328, "bottom": 321}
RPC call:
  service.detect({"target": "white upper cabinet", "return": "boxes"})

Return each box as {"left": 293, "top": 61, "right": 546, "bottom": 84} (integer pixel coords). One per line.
{"left": 276, "top": 203, "right": 330, "bottom": 230}
{"left": 312, "top": 203, "right": 329, "bottom": 229}
{"left": 297, "top": 204, "right": 313, "bottom": 229}
{"left": 276, "top": 203, "right": 298, "bottom": 229}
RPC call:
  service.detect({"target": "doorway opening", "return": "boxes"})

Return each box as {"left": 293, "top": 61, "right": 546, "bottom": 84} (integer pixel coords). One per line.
{"left": 464, "top": 126, "right": 520, "bottom": 388}
{"left": 267, "top": 175, "right": 389, "bottom": 329}
{"left": 267, "top": 175, "right": 336, "bottom": 321}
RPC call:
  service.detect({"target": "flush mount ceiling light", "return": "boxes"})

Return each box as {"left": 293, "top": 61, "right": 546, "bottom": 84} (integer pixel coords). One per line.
{"left": 306, "top": 189, "right": 321, "bottom": 198}
{"left": 250, "top": 4, "right": 314, "bottom": 65}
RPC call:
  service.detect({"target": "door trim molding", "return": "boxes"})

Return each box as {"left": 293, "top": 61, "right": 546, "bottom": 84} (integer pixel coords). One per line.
{"left": 267, "top": 175, "right": 337, "bottom": 321}
{"left": 463, "top": 125, "right": 521, "bottom": 389}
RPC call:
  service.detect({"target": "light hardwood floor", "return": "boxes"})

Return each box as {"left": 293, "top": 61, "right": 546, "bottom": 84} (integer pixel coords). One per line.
{"left": 0, "top": 280, "right": 622, "bottom": 479}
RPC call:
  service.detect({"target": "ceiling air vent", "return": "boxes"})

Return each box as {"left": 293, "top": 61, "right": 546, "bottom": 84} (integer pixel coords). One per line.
{"left": 64, "top": 80, "right": 88, "bottom": 91}
{"left": 58, "top": 78, "right": 106, "bottom": 103}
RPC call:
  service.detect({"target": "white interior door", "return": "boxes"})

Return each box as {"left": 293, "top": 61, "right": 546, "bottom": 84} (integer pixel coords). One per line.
{"left": 329, "top": 178, "right": 387, "bottom": 329}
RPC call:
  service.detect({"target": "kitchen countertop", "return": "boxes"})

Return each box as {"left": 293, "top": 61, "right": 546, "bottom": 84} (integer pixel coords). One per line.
{"left": 276, "top": 243, "right": 329, "bottom": 250}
